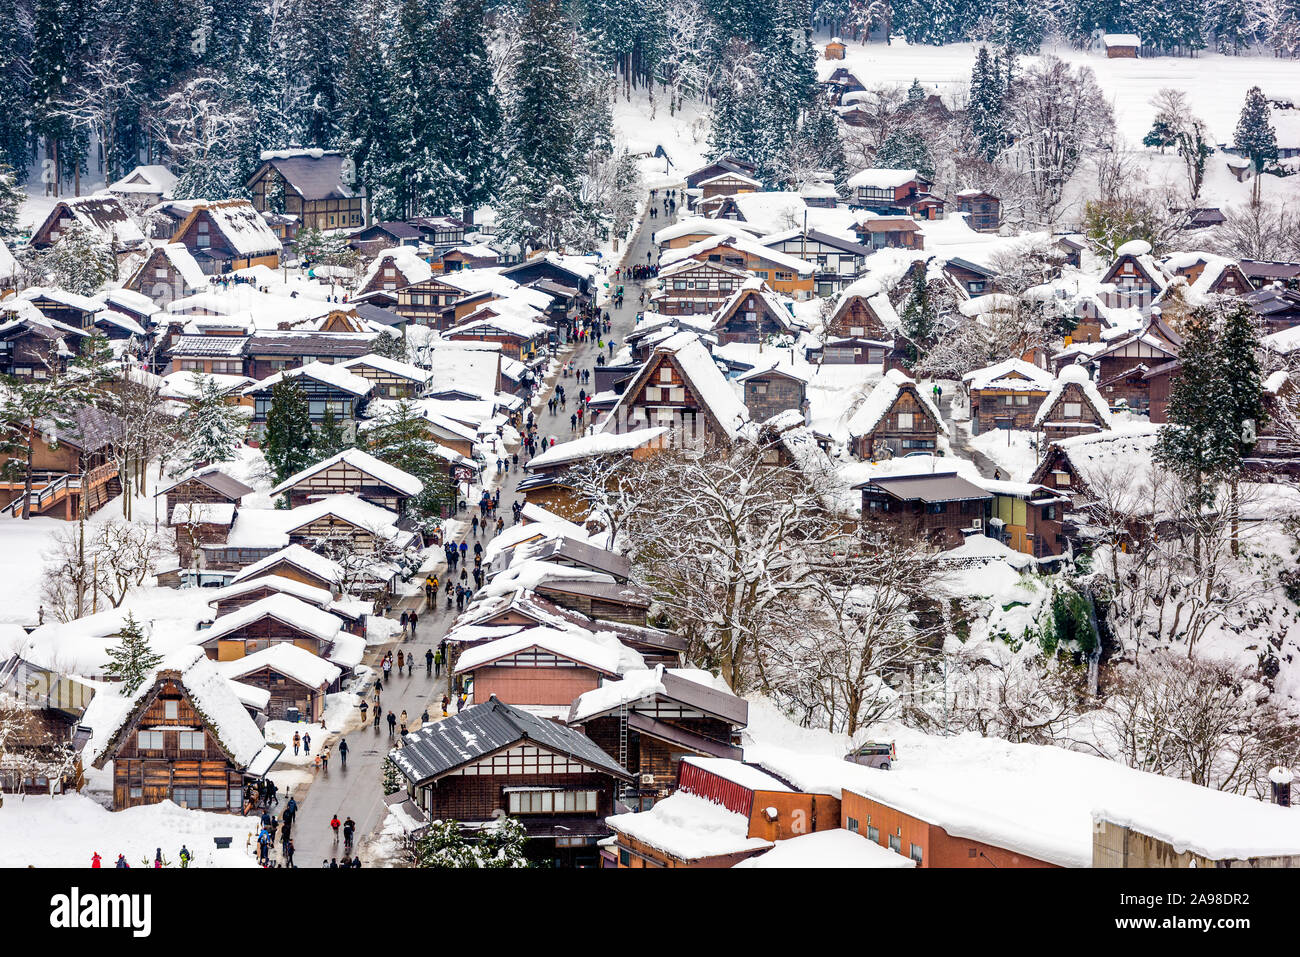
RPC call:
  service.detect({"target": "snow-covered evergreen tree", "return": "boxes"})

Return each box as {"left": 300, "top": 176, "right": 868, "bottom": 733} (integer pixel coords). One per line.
{"left": 173, "top": 374, "right": 248, "bottom": 474}
{"left": 1235, "top": 86, "right": 1278, "bottom": 177}
{"left": 262, "top": 380, "right": 315, "bottom": 485}
{"left": 968, "top": 46, "right": 1006, "bottom": 162}
{"left": 103, "top": 614, "right": 162, "bottom": 693}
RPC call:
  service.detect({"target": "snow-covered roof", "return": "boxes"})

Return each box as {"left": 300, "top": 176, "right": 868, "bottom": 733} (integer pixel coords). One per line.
{"left": 83, "top": 645, "right": 270, "bottom": 769}
{"left": 244, "top": 360, "right": 373, "bottom": 397}
{"left": 218, "top": 642, "right": 341, "bottom": 689}
{"left": 605, "top": 791, "right": 773, "bottom": 861}
{"left": 733, "top": 828, "right": 916, "bottom": 868}
{"left": 108, "top": 164, "right": 178, "bottom": 196}
{"left": 358, "top": 246, "right": 433, "bottom": 292}
{"left": 231, "top": 544, "right": 344, "bottom": 587}
{"left": 962, "top": 357, "right": 1056, "bottom": 392}
{"left": 340, "top": 353, "right": 432, "bottom": 383}
{"left": 847, "top": 368, "right": 948, "bottom": 438}
{"left": 453, "top": 626, "right": 639, "bottom": 676}
{"left": 653, "top": 217, "right": 759, "bottom": 245}
{"left": 210, "top": 574, "right": 334, "bottom": 609}
{"left": 848, "top": 168, "right": 918, "bottom": 190}
{"left": 283, "top": 493, "right": 404, "bottom": 538}
{"left": 205, "top": 593, "right": 343, "bottom": 644}
{"left": 270, "top": 447, "right": 423, "bottom": 497}
{"left": 154, "top": 242, "right": 207, "bottom": 290}
{"left": 659, "top": 233, "right": 815, "bottom": 275}
{"left": 43, "top": 194, "right": 146, "bottom": 248}
{"left": 681, "top": 756, "right": 791, "bottom": 792}
{"left": 526, "top": 427, "right": 668, "bottom": 470}
{"left": 569, "top": 665, "right": 736, "bottom": 724}
{"left": 1033, "top": 365, "right": 1114, "bottom": 429}
{"left": 187, "top": 200, "right": 281, "bottom": 256}
{"left": 170, "top": 502, "right": 237, "bottom": 526}
{"left": 1102, "top": 33, "right": 1142, "bottom": 46}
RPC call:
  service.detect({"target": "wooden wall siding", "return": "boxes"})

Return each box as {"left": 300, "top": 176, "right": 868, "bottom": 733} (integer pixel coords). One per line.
{"left": 659, "top": 264, "right": 743, "bottom": 315}
{"left": 537, "top": 588, "right": 648, "bottom": 626}
{"left": 107, "top": 680, "right": 246, "bottom": 811}
{"left": 346, "top": 366, "right": 422, "bottom": 399}
{"left": 861, "top": 498, "right": 990, "bottom": 549}
{"left": 970, "top": 388, "right": 1047, "bottom": 434}
{"left": 287, "top": 516, "right": 381, "bottom": 552}
{"left": 715, "top": 292, "right": 785, "bottom": 344}
{"left": 420, "top": 770, "right": 616, "bottom": 826}
{"left": 857, "top": 389, "right": 942, "bottom": 458}
{"left": 1097, "top": 345, "right": 1167, "bottom": 411}
{"left": 829, "top": 298, "right": 889, "bottom": 338}
{"left": 444, "top": 743, "right": 597, "bottom": 777}
{"left": 242, "top": 561, "right": 335, "bottom": 592}
{"left": 174, "top": 522, "right": 231, "bottom": 567}
{"left": 474, "top": 665, "right": 602, "bottom": 706}
{"left": 282, "top": 460, "right": 408, "bottom": 510}
{"left": 249, "top": 168, "right": 364, "bottom": 232}
{"left": 235, "top": 666, "right": 327, "bottom": 721}
{"left": 747, "top": 791, "right": 842, "bottom": 842}
{"left": 207, "top": 617, "right": 326, "bottom": 660}
{"left": 580, "top": 713, "right": 737, "bottom": 797}
{"left": 1039, "top": 382, "right": 1107, "bottom": 442}
{"left": 744, "top": 376, "right": 805, "bottom": 422}
{"left": 126, "top": 250, "right": 194, "bottom": 305}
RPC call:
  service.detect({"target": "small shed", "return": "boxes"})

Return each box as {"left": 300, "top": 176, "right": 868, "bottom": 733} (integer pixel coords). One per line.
{"left": 823, "top": 38, "right": 846, "bottom": 60}
{"left": 1102, "top": 34, "right": 1141, "bottom": 58}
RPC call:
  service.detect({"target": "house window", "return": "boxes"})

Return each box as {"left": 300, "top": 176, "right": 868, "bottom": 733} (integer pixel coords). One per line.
{"left": 138, "top": 730, "right": 164, "bottom": 750}
{"left": 1054, "top": 471, "right": 1070, "bottom": 486}
{"left": 868, "top": 825, "right": 880, "bottom": 843}
{"left": 910, "top": 843, "right": 924, "bottom": 864}
{"left": 896, "top": 412, "right": 914, "bottom": 429}
{"left": 847, "top": 816, "right": 859, "bottom": 832}
{"left": 164, "top": 700, "right": 179, "bottom": 720}
{"left": 172, "top": 786, "right": 199, "bottom": 807}
{"left": 1063, "top": 402, "right": 1082, "bottom": 418}
{"left": 201, "top": 788, "right": 226, "bottom": 809}
{"left": 178, "top": 731, "right": 205, "bottom": 751}
{"left": 1014, "top": 395, "right": 1030, "bottom": 406}
{"left": 754, "top": 383, "right": 768, "bottom": 395}
{"left": 1043, "top": 505, "right": 1057, "bottom": 520}
{"left": 775, "top": 271, "right": 793, "bottom": 282}
{"left": 659, "top": 368, "right": 672, "bottom": 383}
{"left": 507, "top": 789, "right": 598, "bottom": 814}
{"left": 889, "top": 834, "right": 902, "bottom": 853}
{"left": 619, "top": 848, "right": 630, "bottom": 866}
{"left": 927, "top": 502, "right": 947, "bottom": 514}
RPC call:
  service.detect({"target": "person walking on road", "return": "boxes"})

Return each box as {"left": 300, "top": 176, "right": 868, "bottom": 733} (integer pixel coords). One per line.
{"left": 434, "top": 646, "right": 443, "bottom": 677}
{"left": 292, "top": 731, "right": 300, "bottom": 756}
{"left": 426, "top": 648, "right": 434, "bottom": 676}
{"left": 302, "top": 731, "right": 311, "bottom": 754}
{"left": 343, "top": 817, "right": 356, "bottom": 854}
{"left": 399, "top": 710, "right": 408, "bottom": 734}
{"left": 338, "top": 738, "right": 349, "bottom": 768}
{"left": 387, "top": 710, "right": 397, "bottom": 737}
{"left": 330, "top": 814, "right": 341, "bottom": 843}
{"left": 441, "top": 693, "right": 450, "bottom": 717}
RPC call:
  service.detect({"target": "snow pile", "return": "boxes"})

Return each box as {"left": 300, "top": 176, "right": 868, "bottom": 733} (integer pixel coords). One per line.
{"left": 733, "top": 828, "right": 916, "bottom": 868}
{"left": 605, "top": 791, "right": 774, "bottom": 861}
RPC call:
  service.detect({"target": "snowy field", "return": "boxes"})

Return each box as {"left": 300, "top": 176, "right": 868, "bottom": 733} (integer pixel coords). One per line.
{"left": 0, "top": 794, "right": 262, "bottom": 868}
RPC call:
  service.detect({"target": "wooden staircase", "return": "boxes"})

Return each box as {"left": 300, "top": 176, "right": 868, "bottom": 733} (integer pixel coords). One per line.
{"left": 0, "top": 464, "right": 121, "bottom": 519}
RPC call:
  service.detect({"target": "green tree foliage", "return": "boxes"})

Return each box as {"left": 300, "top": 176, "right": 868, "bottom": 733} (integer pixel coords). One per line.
{"left": 366, "top": 400, "right": 457, "bottom": 532}
{"left": 104, "top": 613, "right": 162, "bottom": 692}
{"left": 173, "top": 374, "right": 248, "bottom": 474}
{"left": 1234, "top": 86, "right": 1278, "bottom": 176}
{"left": 409, "top": 816, "right": 529, "bottom": 868}
{"left": 261, "top": 380, "right": 315, "bottom": 485}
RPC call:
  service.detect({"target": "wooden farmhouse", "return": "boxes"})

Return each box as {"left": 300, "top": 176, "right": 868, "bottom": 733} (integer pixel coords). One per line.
{"left": 1099, "top": 241, "right": 1167, "bottom": 310}
{"left": 198, "top": 593, "right": 363, "bottom": 673}
{"left": 1162, "top": 254, "right": 1252, "bottom": 299}
{"left": 955, "top": 190, "right": 1001, "bottom": 232}
{"left": 168, "top": 200, "right": 282, "bottom": 274}
{"left": 156, "top": 467, "right": 252, "bottom": 518}
{"left": 962, "top": 358, "right": 1056, "bottom": 435}
{"left": 244, "top": 361, "right": 373, "bottom": 442}
{"left": 847, "top": 168, "right": 933, "bottom": 215}
{"left": 388, "top": 695, "right": 633, "bottom": 867}
{"left": 440, "top": 244, "right": 501, "bottom": 271}
{"left": 696, "top": 169, "right": 762, "bottom": 207}
{"left": 86, "top": 647, "right": 278, "bottom": 812}
{"left": 452, "top": 627, "right": 629, "bottom": 707}
{"left": 230, "top": 544, "right": 346, "bottom": 593}
{"left": 854, "top": 216, "right": 923, "bottom": 251}
{"left": 29, "top": 195, "right": 147, "bottom": 262}
{"left": 1091, "top": 314, "right": 1181, "bottom": 413}
{"left": 219, "top": 644, "right": 341, "bottom": 723}
{"left": 569, "top": 665, "right": 748, "bottom": 807}
{"left": 826, "top": 277, "right": 900, "bottom": 341}
{"left": 0, "top": 304, "right": 87, "bottom": 378}
{"left": 457, "top": 589, "right": 687, "bottom": 668}
{"left": 498, "top": 537, "right": 633, "bottom": 584}
{"left": 661, "top": 234, "right": 815, "bottom": 301}
{"left": 166, "top": 332, "right": 250, "bottom": 377}
{"left": 171, "top": 502, "right": 238, "bottom": 568}
{"left": 1244, "top": 287, "right": 1300, "bottom": 335}
{"left": 283, "top": 494, "right": 416, "bottom": 555}
{"left": 848, "top": 369, "right": 948, "bottom": 459}
{"left": 709, "top": 279, "right": 802, "bottom": 344}
{"left": 601, "top": 332, "right": 750, "bottom": 444}
{"left": 123, "top": 243, "right": 207, "bottom": 307}
{"left": 684, "top": 157, "right": 759, "bottom": 191}
{"left": 944, "top": 258, "right": 1000, "bottom": 297}
{"left": 356, "top": 246, "right": 433, "bottom": 298}
{"left": 10, "top": 287, "right": 100, "bottom": 331}
{"left": 820, "top": 66, "right": 866, "bottom": 104}
{"left": 533, "top": 576, "right": 654, "bottom": 628}
{"left": 605, "top": 757, "right": 840, "bottom": 867}
{"left": 737, "top": 363, "right": 809, "bottom": 423}
{"left": 1102, "top": 33, "right": 1141, "bottom": 57}
{"left": 270, "top": 448, "right": 423, "bottom": 511}
{"left": 393, "top": 274, "right": 493, "bottom": 328}
{"left": 1032, "top": 366, "right": 1115, "bottom": 443}
{"left": 856, "top": 470, "right": 993, "bottom": 549}
{"left": 1028, "top": 426, "right": 1163, "bottom": 506}
{"left": 242, "top": 330, "right": 374, "bottom": 381}
{"left": 654, "top": 217, "right": 761, "bottom": 253}
{"left": 246, "top": 149, "right": 366, "bottom": 232}
{"left": 340, "top": 353, "right": 431, "bottom": 398}
{"left": 0, "top": 406, "right": 123, "bottom": 519}
{"left": 654, "top": 259, "right": 752, "bottom": 316}
{"left": 444, "top": 311, "right": 551, "bottom": 362}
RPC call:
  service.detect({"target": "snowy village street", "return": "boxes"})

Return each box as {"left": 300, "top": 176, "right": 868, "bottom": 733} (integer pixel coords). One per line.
{"left": 287, "top": 203, "right": 667, "bottom": 866}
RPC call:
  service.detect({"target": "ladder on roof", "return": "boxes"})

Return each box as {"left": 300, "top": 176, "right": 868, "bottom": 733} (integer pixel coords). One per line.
{"left": 617, "top": 700, "right": 631, "bottom": 803}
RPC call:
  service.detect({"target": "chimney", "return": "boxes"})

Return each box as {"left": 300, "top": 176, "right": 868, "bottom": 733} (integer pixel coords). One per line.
{"left": 1269, "top": 766, "right": 1293, "bottom": 807}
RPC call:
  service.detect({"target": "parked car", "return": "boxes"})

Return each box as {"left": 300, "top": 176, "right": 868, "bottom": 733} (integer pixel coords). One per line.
{"left": 845, "top": 740, "right": 895, "bottom": 770}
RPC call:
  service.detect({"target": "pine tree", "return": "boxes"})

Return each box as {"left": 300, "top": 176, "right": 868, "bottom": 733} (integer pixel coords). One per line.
{"left": 366, "top": 399, "right": 456, "bottom": 531}
{"left": 104, "top": 613, "right": 162, "bottom": 693}
{"left": 312, "top": 408, "right": 351, "bottom": 460}
{"left": 875, "top": 129, "right": 934, "bottom": 179}
{"left": 409, "top": 816, "right": 529, "bottom": 867}
{"left": 382, "top": 757, "right": 403, "bottom": 794}
{"left": 907, "top": 78, "right": 925, "bottom": 102}
{"left": 261, "top": 380, "right": 315, "bottom": 485}
{"left": 0, "top": 0, "right": 31, "bottom": 176}
{"left": 899, "top": 264, "right": 938, "bottom": 366}
{"left": 0, "top": 163, "right": 22, "bottom": 237}
{"left": 174, "top": 373, "right": 248, "bottom": 473}
{"left": 968, "top": 46, "right": 1006, "bottom": 162}
{"left": 1235, "top": 86, "right": 1278, "bottom": 177}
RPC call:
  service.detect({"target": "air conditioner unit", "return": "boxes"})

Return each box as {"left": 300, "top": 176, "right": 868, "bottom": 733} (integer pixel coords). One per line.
{"left": 971, "top": 519, "right": 983, "bottom": 529}
{"left": 639, "top": 773, "right": 655, "bottom": 786}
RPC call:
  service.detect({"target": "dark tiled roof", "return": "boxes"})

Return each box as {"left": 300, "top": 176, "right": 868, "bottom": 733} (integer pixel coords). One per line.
{"left": 168, "top": 335, "right": 249, "bottom": 357}
{"left": 389, "top": 696, "right": 632, "bottom": 784}
{"left": 263, "top": 153, "right": 359, "bottom": 201}
{"left": 246, "top": 334, "right": 373, "bottom": 357}
{"left": 853, "top": 472, "right": 993, "bottom": 504}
